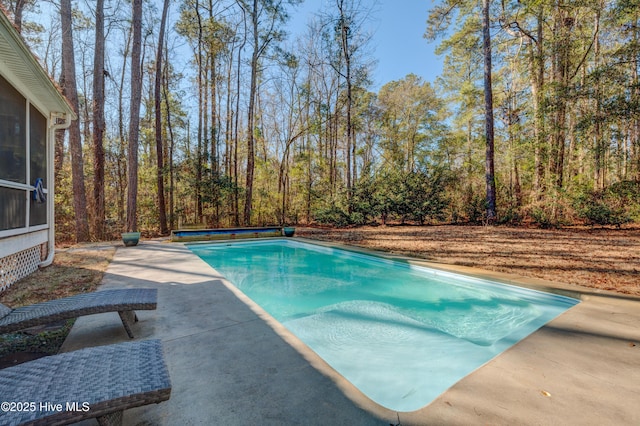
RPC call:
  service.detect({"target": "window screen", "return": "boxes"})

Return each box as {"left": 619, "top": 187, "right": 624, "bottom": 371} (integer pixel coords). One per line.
{"left": 30, "top": 104, "right": 47, "bottom": 187}
{"left": 0, "top": 187, "right": 26, "bottom": 230}
{"left": 0, "top": 74, "right": 27, "bottom": 184}
{"left": 29, "top": 196, "right": 47, "bottom": 226}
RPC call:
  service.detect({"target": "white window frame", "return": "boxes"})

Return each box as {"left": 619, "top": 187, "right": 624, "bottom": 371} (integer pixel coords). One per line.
{"left": 0, "top": 95, "right": 50, "bottom": 239}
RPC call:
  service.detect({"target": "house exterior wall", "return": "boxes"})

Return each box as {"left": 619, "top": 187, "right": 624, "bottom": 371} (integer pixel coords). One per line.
{"left": 0, "top": 10, "right": 74, "bottom": 290}
{"left": 0, "top": 74, "right": 52, "bottom": 290}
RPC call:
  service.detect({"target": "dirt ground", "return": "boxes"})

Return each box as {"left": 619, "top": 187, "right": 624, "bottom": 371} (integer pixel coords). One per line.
{"left": 297, "top": 224, "right": 640, "bottom": 297}
{"left": 0, "top": 246, "right": 115, "bottom": 367}
{"left": 1, "top": 228, "right": 638, "bottom": 367}
{"left": 0, "top": 246, "right": 115, "bottom": 307}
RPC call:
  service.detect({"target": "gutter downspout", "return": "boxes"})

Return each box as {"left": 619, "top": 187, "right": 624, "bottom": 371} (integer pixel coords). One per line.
{"left": 39, "top": 111, "right": 73, "bottom": 267}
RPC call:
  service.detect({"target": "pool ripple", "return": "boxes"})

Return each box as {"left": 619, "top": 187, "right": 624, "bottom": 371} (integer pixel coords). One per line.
{"left": 283, "top": 300, "right": 497, "bottom": 411}
{"left": 288, "top": 301, "right": 447, "bottom": 345}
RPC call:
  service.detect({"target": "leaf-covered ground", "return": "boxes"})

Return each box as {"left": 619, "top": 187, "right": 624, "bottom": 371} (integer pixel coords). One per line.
{"left": 0, "top": 245, "right": 115, "bottom": 307}
{"left": 2, "top": 228, "right": 638, "bottom": 368}
{"left": 0, "top": 245, "right": 115, "bottom": 367}
{"left": 297, "top": 225, "right": 640, "bottom": 297}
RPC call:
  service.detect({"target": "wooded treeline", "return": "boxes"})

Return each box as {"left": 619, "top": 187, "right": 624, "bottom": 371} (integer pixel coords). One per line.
{"left": 2, "top": 0, "right": 639, "bottom": 242}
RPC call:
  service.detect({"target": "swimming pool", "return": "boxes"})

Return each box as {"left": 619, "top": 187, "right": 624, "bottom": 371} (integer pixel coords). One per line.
{"left": 189, "top": 239, "right": 579, "bottom": 412}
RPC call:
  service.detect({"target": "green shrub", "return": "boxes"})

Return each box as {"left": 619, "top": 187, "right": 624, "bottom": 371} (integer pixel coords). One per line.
{"left": 606, "top": 181, "right": 640, "bottom": 222}
{"left": 573, "top": 181, "right": 638, "bottom": 227}
{"left": 530, "top": 207, "right": 556, "bottom": 228}
{"left": 313, "top": 205, "right": 351, "bottom": 227}
{"left": 464, "top": 193, "right": 487, "bottom": 224}
{"left": 349, "top": 211, "right": 367, "bottom": 226}
{"left": 498, "top": 205, "right": 522, "bottom": 225}
{"left": 527, "top": 191, "right": 575, "bottom": 228}
{"left": 581, "top": 202, "right": 630, "bottom": 227}
{"left": 348, "top": 178, "right": 382, "bottom": 224}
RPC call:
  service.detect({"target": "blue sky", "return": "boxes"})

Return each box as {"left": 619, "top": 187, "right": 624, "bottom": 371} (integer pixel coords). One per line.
{"left": 289, "top": 0, "right": 443, "bottom": 89}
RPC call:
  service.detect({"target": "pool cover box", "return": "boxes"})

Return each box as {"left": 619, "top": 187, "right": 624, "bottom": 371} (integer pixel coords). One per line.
{"left": 171, "top": 227, "right": 283, "bottom": 242}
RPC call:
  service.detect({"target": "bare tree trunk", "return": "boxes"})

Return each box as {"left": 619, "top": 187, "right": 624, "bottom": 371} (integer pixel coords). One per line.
{"left": 482, "top": 0, "right": 497, "bottom": 222}
{"left": 632, "top": 12, "right": 640, "bottom": 181}
{"left": 225, "top": 36, "right": 235, "bottom": 223}
{"left": 92, "top": 0, "right": 106, "bottom": 240}
{"left": 306, "top": 131, "right": 312, "bottom": 223}
{"left": 60, "top": 0, "right": 90, "bottom": 242}
{"left": 195, "top": 1, "right": 204, "bottom": 223}
{"left": 304, "top": 86, "right": 312, "bottom": 224}
{"left": 155, "top": 0, "right": 170, "bottom": 235}
{"left": 337, "top": 0, "right": 353, "bottom": 194}
{"left": 593, "top": 9, "right": 604, "bottom": 190}
{"left": 549, "top": 3, "right": 573, "bottom": 190}
{"left": 210, "top": 55, "right": 219, "bottom": 226}
{"left": 126, "top": 0, "right": 143, "bottom": 232}
{"left": 54, "top": 67, "right": 66, "bottom": 184}
{"left": 13, "top": 0, "right": 26, "bottom": 32}
{"left": 163, "top": 59, "right": 176, "bottom": 230}
{"left": 116, "top": 27, "right": 131, "bottom": 227}
{"left": 233, "top": 14, "right": 246, "bottom": 226}
{"left": 244, "top": 0, "right": 259, "bottom": 226}
{"left": 201, "top": 55, "right": 209, "bottom": 223}
{"left": 531, "top": 10, "right": 546, "bottom": 198}
{"left": 54, "top": 127, "right": 65, "bottom": 183}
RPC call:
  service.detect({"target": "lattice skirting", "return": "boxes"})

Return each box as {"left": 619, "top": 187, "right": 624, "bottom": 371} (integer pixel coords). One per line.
{"left": 0, "top": 245, "right": 43, "bottom": 292}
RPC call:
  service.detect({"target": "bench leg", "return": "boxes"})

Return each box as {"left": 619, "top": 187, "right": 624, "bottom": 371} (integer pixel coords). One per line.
{"left": 97, "top": 410, "right": 123, "bottom": 426}
{"left": 118, "top": 310, "right": 138, "bottom": 338}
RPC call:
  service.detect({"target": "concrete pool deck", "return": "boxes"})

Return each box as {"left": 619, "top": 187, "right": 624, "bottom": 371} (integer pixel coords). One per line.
{"left": 61, "top": 239, "right": 640, "bottom": 425}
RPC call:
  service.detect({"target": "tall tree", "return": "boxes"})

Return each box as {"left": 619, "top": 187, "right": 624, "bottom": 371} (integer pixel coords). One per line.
{"left": 60, "top": 0, "right": 90, "bottom": 242}
{"left": 427, "top": 0, "right": 487, "bottom": 221}
{"left": 337, "top": 0, "right": 355, "bottom": 191}
{"left": 155, "top": 0, "right": 170, "bottom": 235}
{"left": 482, "top": 0, "right": 497, "bottom": 222}
{"left": 127, "top": 0, "right": 143, "bottom": 232}
{"left": 496, "top": 0, "right": 546, "bottom": 197}
{"left": 529, "top": 8, "right": 547, "bottom": 196}
{"left": 54, "top": 70, "right": 66, "bottom": 185}
{"left": 115, "top": 23, "right": 132, "bottom": 227}
{"left": 233, "top": 12, "right": 247, "bottom": 226}
{"left": 92, "top": 0, "right": 106, "bottom": 239}
{"left": 549, "top": 1, "right": 572, "bottom": 190}
{"left": 161, "top": 56, "right": 178, "bottom": 230}
{"left": 238, "top": 0, "right": 298, "bottom": 225}
{"left": 0, "top": 0, "right": 29, "bottom": 32}
{"left": 323, "top": 0, "right": 372, "bottom": 196}
{"left": 377, "top": 74, "right": 444, "bottom": 173}
{"left": 242, "top": 0, "right": 260, "bottom": 225}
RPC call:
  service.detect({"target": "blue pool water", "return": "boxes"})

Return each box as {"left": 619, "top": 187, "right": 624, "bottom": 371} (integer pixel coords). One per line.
{"left": 189, "top": 239, "right": 578, "bottom": 412}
